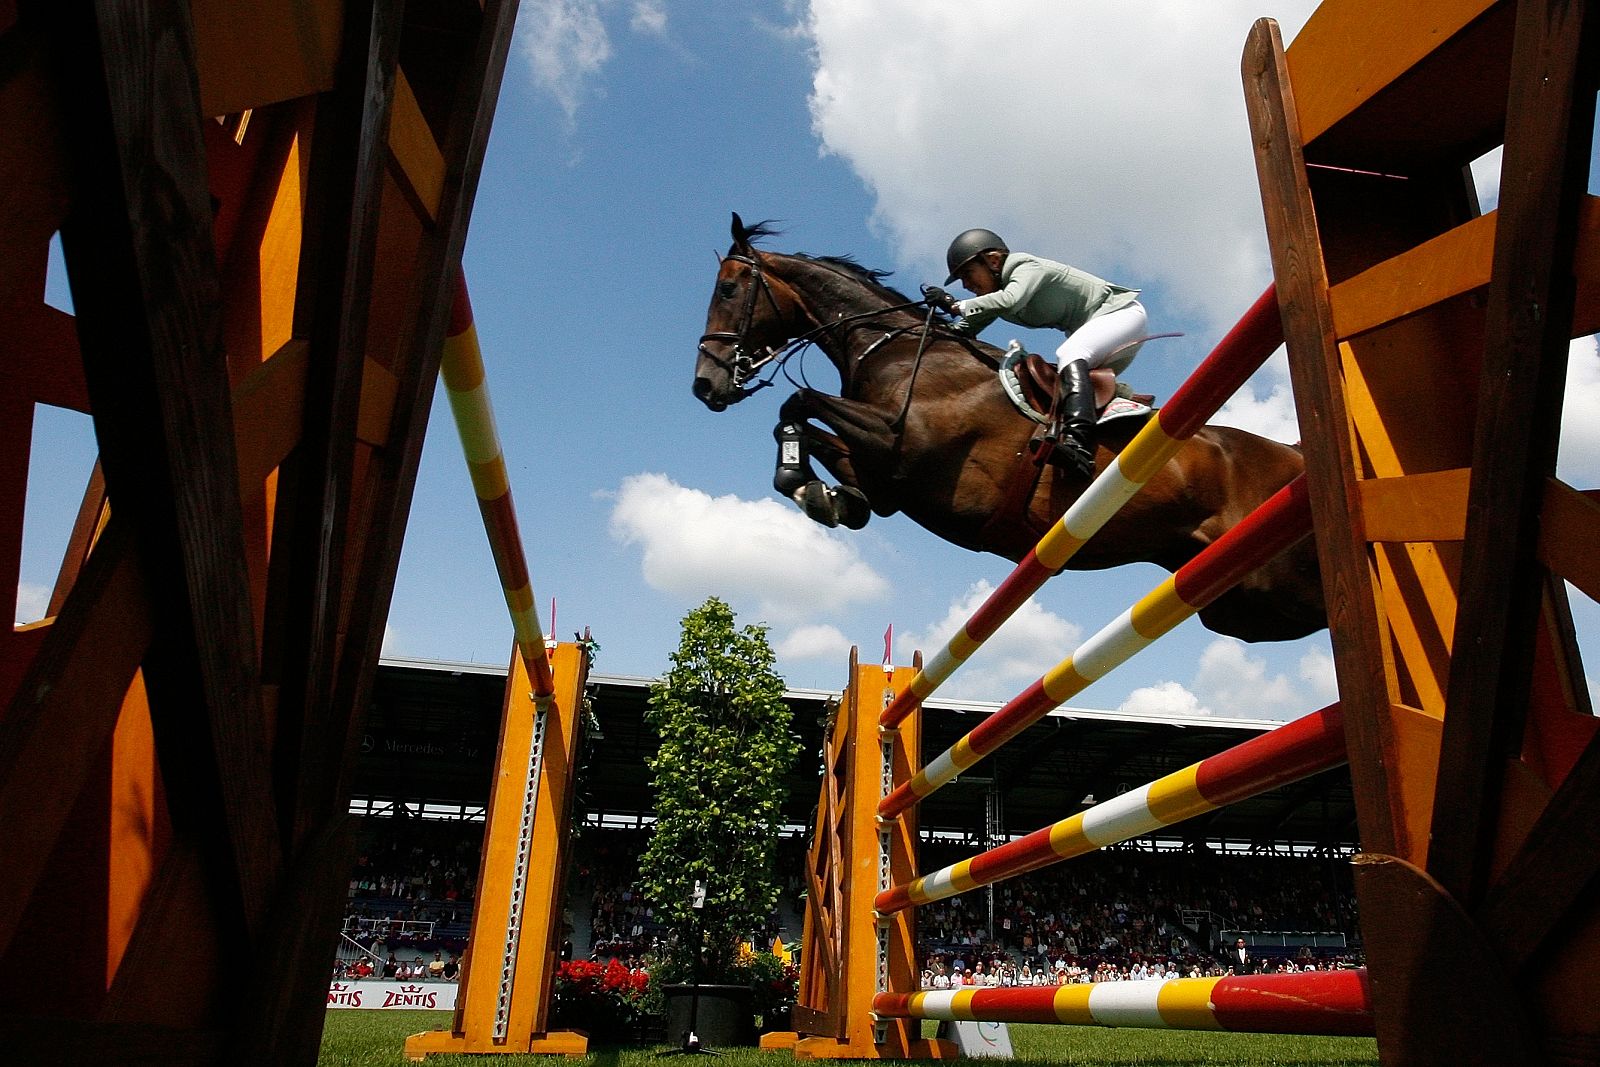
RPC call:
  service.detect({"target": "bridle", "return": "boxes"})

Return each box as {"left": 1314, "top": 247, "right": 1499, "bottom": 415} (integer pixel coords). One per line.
{"left": 696, "top": 253, "right": 789, "bottom": 398}
{"left": 698, "top": 251, "right": 952, "bottom": 404}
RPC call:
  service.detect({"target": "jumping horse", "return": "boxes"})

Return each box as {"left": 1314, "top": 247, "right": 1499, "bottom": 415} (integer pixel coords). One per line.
{"left": 693, "top": 214, "right": 1323, "bottom": 642}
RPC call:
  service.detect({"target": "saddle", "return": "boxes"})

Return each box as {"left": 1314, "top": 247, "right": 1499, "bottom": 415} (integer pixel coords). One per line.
{"left": 998, "top": 343, "right": 1156, "bottom": 424}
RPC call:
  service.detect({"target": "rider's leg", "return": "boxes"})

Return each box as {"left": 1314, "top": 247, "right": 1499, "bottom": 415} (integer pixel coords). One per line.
{"left": 1045, "top": 359, "right": 1097, "bottom": 478}
{"left": 1056, "top": 301, "right": 1149, "bottom": 410}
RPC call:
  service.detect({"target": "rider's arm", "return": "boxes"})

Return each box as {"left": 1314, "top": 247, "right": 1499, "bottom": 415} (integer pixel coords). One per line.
{"left": 949, "top": 256, "right": 1049, "bottom": 334}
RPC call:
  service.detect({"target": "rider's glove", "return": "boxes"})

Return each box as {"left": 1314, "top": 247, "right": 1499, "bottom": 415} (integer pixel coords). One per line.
{"left": 921, "top": 285, "right": 961, "bottom": 317}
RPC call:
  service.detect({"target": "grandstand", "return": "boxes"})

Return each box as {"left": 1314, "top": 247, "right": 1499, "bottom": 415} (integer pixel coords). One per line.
{"left": 343, "top": 658, "right": 1360, "bottom": 973}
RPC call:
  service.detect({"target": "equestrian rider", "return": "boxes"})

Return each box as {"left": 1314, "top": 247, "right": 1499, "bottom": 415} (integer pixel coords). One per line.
{"left": 930, "top": 228, "right": 1148, "bottom": 477}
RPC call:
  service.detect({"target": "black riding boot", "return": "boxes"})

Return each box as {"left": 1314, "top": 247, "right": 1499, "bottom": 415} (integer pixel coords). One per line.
{"left": 1044, "top": 359, "right": 1097, "bottom": 477}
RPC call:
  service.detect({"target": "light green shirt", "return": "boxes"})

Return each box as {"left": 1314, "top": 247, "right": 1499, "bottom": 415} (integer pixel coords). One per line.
{"left": 951, "top": 252, "right": 1139, "bottom": 337}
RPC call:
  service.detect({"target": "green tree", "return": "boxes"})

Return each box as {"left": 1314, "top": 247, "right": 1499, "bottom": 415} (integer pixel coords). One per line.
{"left": 638, "top": 598, "right": 799, "bottom": 984}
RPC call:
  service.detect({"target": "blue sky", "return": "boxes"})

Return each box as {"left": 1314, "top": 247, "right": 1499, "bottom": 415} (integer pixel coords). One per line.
{"left": 21, "top": 1, "right": 1600, "bottom": 720}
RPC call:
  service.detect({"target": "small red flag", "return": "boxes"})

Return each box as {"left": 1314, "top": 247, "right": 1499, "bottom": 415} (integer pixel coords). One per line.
{"left": 883, "top": 623, "right": 894, "bottom": 665}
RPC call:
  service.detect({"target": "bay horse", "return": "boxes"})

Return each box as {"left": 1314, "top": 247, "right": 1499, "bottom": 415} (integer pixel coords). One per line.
{"left": 693, "top": 214, "right": 1323, "bottom": 642}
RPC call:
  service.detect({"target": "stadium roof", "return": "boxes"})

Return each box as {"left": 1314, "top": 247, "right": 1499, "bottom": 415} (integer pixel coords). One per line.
{"left": 356, "top": 657, "right": 1355, "bottom": 851}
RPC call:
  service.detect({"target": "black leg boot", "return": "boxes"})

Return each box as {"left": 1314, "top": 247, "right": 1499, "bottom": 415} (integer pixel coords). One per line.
{"left": 1045, "top": 359, "right": 1097, "bottom": 478}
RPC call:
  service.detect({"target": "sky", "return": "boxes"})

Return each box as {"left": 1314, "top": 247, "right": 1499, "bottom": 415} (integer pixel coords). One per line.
{"left": 19, "top": 1, "right": 1600, "bottom": 722}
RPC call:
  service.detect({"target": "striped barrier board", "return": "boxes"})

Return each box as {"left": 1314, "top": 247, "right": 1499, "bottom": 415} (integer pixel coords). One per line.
{"left": 441, "top": 270, "right": 554, "bottom": 699}
{"left": 881, "top": 286, "right": 1283, "bottom": 729}
{"left": 871, "top": 969, "right": 1373, "bottom": 1036}
{"left": 878, "top": 475, "right": 1313, "bottom": 819}
{"left": 875, "top": 702, "right": 1345, "bottom": 914}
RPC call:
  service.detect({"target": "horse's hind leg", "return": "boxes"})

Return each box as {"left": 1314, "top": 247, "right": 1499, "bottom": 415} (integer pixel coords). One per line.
{"left": 772, "top": 420, "right": 870, "bottom": 529}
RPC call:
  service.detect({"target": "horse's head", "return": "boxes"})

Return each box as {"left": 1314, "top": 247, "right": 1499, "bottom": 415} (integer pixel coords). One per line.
{"left": 694, "top": 213, "right": 807, "bottom": 411}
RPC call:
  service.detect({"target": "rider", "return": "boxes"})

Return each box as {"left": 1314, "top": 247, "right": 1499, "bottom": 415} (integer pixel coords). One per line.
{"left": 929, "top": 228, "right": 1148, "bottom": 477}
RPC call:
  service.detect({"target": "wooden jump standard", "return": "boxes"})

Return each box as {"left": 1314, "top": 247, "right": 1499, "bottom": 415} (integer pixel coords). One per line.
{"left": 405, "top": 273, "right": 590, "bottom": 1060}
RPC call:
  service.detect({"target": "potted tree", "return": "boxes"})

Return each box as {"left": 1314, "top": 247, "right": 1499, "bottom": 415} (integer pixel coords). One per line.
{"left": 638, "top": 598, "right": 799, "bottom": 1049}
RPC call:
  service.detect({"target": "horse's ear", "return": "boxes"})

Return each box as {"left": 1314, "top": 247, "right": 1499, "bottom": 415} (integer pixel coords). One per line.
{"left": 730, "top": 211, "right": 748, "bottom": 248}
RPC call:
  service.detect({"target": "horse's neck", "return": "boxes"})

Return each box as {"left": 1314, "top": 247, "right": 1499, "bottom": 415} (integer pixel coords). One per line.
{"left": 773, "top": 257, "right": 922, "bottom": 389}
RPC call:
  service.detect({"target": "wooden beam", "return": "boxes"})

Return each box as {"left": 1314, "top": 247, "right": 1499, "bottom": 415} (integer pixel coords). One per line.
{"left": 1479, "top": 722, "right": 1600, "bottom": 973}
{"left": 1538, "top": 482, "right": 1600, "bottom": 603}
{"left": 1331, "top": 197, "right": 1600, "bottom": 339}
{"left": 260, "top": 0, "right": 403, "bottom": 851}
{"left": 1358, "top": 468, "right": 1471, "bottom": 543}
{"left": 388, "top": 69, "right": 444, "bottom": 222}
{"left": 1428, "top": 0, "right": 1597, "bottom": 908}
{"left": 51, "top": 0, "right": 280, "bottom": 932}
{"left": 325, "top": 0, "right": 522, "bottom": 814}
{"left": 0, "top": 520, "right": 150, "bottom": 960}
{"left": 1287, "top": 0, "right": 1500, "bottom": 146}
{"left": 1244, "top": 17, "right": 1404, "bottom": 858}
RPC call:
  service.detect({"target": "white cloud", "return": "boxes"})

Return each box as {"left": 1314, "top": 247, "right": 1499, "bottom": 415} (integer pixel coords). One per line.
{"left": 1470, "top": 146, "right": 1503, "bottom": 211}
{"left": 14, "top": 581, "right": 49, "bottom": 626}
{"left": 1297, "top": 644, "right": 1339, "bottom": 707}
{"left": 1559, "top": 335, "right": 1600, "bottom": 486}
{"left": 897, "top": 580, "right": 1082, "bottom": 700}
{"left": 1193, "top": 637, "right": 1299, "bottom": 716}
{"left": 516, "top": 0, "right": 612, "bottom": 126}
{"left": 630, "top": 0, "right": 667, "bottom": 35}
{"left": 776, "top": 623, "right": 852, "bottom": 661}
{"left": 1211, "top": 358, "right": 1301, "bottom": 443}
{"left": 803, "top": 1, "right": 1319, "bottom": 338}
{"left": 1119, "top": 680, "right": 1211, "bottom": 717}
{"left": 608, "top": 472, "right": 888, "bottom": 624}
{"left": 1113, "top": 636, "right": 1335, "bottom": 721}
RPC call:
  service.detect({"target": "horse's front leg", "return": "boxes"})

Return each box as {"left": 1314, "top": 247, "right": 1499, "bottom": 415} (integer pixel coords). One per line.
{"left": 772, "top": 394, "right": 876, "bottom": 530}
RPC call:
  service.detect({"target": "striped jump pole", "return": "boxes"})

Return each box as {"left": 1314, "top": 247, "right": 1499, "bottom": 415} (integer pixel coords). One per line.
{"left": 442, "top": 269, "right": 554, "bottom": 700}
{"left": 882, "top": 286, "right": 1283, "bottom": 729}
{"left": 875, "top": 702, "right": 1344, "bottom": 914}
{"left": 871, "top": 970, "right": 1373, "bottom": 1037}
{"left": 879, "top": 474, "right": 1312, "bottom": 820}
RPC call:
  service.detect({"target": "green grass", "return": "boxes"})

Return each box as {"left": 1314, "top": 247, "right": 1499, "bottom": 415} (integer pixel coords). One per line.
{"left": 320, "top": 1011, "right": 1379, "bottom": 1067}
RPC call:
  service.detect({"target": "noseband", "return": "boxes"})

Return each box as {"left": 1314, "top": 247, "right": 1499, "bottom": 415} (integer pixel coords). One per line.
{"left": 697, "top": 254, "right": 785, "bottom": 397}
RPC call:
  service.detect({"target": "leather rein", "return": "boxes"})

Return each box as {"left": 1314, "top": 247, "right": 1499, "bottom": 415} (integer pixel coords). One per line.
{"left": 696, "top": 253, "right": 954, "bottom": 418}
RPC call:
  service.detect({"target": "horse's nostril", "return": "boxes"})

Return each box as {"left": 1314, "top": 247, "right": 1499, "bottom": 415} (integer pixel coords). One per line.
{"left": 692, "top": 378, "right": 726, "bottom": 411}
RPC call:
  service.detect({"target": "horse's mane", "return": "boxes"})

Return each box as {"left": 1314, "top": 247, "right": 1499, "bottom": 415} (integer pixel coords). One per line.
{"left": 738, "top": 219, "right": 915, "bottom": 305}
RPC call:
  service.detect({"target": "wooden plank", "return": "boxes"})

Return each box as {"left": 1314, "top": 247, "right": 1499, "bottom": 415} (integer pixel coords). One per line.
{"left": 52, "top": 0, "right": 280, "bottom": 932}
{"left": 261, "top": 0, "right": 403, "bottom": 851}
{"left": 389, "top": 69, "right": 444, "bottom": 222}
{"left": 1429, "top": 0, "right": 1596, "bottom": 909}
{"left": 1539, "top": 482, "right": 1600, "bottom": 603}
{"left": 1351, "top": 853, "right": 1536, "bottom": 1065}
{"left": 323, "top": 0, "right": 521, "bottom": 813}
{"left": 0, "top": 1018, "right": 225, "bottom": 1066}
{"left": 1289, "top": 0, "right": 1514, "bottom": 173}
{"left": 190, "top": 0, "right": 341, "bottom": 117}
{"left": 1479, "top": 723, "right": 1600, "bottom": 973}
{"left": 1244, "top": 17, "right": 1404, "bottom": 858}
{"left": 1287, "top": 0, "right": 1500, "bottom": 145}
{"left": 3, "top": 303, "right": 90, "bottom": 412}
{"left": 225, "top": 815, "right": 356, "bottom": 1066}
{"left": 0, "top": 521, "right": 150, "bottom": 960}
{"left": 1358, "top": 468, "right": 1471, "bottom": 542}
{"left": 46, "top": 465, "right": 107, "bottom": 620}
{"left": 1332, "top": 197, "right": 1600, "bottom": 339}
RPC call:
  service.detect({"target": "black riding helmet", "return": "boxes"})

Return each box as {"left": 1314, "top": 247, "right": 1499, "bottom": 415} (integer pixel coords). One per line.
{"left": 945, "top": 228, "right": 1009, "bottom": 284}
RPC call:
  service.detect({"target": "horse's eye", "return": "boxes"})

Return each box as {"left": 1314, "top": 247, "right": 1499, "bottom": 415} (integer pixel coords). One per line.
{"left": 717, "top": 280, "right": 738, "bottom": 299}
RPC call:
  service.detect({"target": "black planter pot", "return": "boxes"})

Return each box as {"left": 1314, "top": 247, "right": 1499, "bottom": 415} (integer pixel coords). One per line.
{"left": 662, "top": 983, "right": 756, "bottom": 1048}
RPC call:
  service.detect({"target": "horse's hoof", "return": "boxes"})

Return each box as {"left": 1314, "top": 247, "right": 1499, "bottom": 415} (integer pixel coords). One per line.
{"left": 796, "top": 481, "right": 840, "bottom": 527}
{"left": 833, "top": 486, "right": 871, "bottom": 530}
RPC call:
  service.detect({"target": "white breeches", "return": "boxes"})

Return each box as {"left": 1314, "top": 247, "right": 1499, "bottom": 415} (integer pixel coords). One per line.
{"left": 1054, "top": 301, "right": 1148, "bottom": 374}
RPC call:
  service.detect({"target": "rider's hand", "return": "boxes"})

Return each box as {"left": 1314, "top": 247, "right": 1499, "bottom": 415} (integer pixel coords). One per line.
{"left": 921, "top": 285, "right": 960, "bottom": 316}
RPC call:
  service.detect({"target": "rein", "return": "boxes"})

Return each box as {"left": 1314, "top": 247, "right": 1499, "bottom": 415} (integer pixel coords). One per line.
{"left": 698, "top": 253, "right": 949, "bottom": 403}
